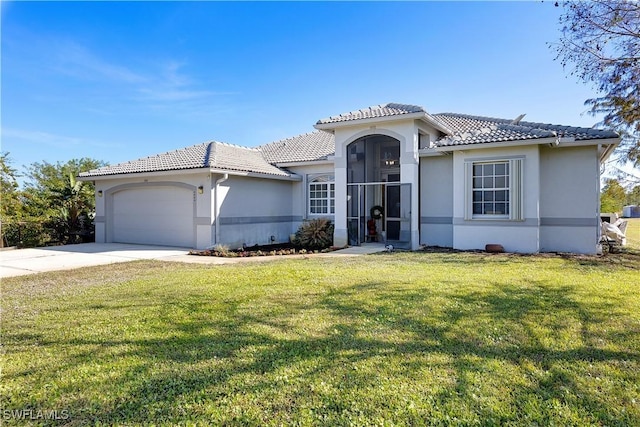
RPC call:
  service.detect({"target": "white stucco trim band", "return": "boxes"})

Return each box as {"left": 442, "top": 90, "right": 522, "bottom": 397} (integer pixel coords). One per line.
{"left": 453, "top": 218, "right": 539, "bottom": 227}
{"left": 421, "top": 216, "right": 453, "bottom": 224}
{"left": 451, "top": 217, "right": 597, "bottom": 227}
{"left": 194, "top": 217, "right": 212, "bottom": 225}
{"left": 540, "top": 217, "right": 598, "bottom": 227}
{"left": 218, "top": 215, "right": 304, "bottom": 225}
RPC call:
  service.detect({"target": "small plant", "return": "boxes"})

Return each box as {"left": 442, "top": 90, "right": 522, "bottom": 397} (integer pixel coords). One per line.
{"left": 212, "top": 244, "right": 230, "bottom": 255}
{"left": 293, "top": 218, "right": 334, "bottom": 251}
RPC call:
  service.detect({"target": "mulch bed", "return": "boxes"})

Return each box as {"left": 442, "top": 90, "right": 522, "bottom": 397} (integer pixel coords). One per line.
{"left": 189, "top": 243, "right": 337, "bottom": 258}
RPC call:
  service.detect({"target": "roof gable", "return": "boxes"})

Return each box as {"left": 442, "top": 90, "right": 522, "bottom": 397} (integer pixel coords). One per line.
{"left": 316, "top": 102, "right": 425, "bottom": 125}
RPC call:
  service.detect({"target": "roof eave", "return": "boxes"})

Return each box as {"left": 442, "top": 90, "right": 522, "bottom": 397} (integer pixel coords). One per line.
{"left": 209, "top": 168, "right": 301, "bottom": 181}
{"left": 552, "top": 137, "right": 621, "bottom": 149}
{"left": 314, "top": 112, "right": 427, "bottom": 130}
{"left": 418, "top": 149, "right": 448, "bottom": 157}
{"left": 77, "top": 167, "right": 211, "bottom": 181}
{"left": 78, "top": 165, "right": 301, "bottom": 182}
{"left": 593, "top": 138, "right": 622, "bottom": 163}
{"left": 272, "top": 159, "right": 335, "bottom": 167}
{"left": 435, "top": 137, "right": 560, "bottom": 152}
{"left": 435, "top": 135, "right": 622, "bottom": 153}
{"left": 550, "top": 136, "right": 621, "bottom": 163}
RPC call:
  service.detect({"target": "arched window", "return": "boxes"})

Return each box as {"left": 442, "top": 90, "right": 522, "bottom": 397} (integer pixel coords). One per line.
{"left": 308, "top": 175, "right": 335, "bottom": 215}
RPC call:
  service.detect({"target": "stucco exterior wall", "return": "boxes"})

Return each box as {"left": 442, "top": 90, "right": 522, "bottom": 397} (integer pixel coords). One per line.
{"left": 93, "top": 171, "right": 304, "bottom": 250}
{"left": 92, "top": 171, "right": 212, "bottom": 248}
{"left": 286, "top": 163, "right": 336, "bottom": 219}
{"left": 419, "top": 155, "right": 453, "bottom": 247}
{"left": 452, "top": 145, "right": 540, "bottom": 253}
{"left": 216, "top": 175, "right": 297, "bottom": 247}
{"left": 88, "top": 135, "right": 604, "bottom": 254}
{"left": 539, "top": 145, "right": 599, "bottom": 254}
{"left": 331, "top": 119, "right": 422, "bottom": 249}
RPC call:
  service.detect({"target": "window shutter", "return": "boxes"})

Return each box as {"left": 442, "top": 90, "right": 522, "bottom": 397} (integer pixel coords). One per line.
{"left": 464, "top": 161, "right": 473, "bottom": 220}
{"left": 509, "top": 158, "right": 524, "bottom": 220}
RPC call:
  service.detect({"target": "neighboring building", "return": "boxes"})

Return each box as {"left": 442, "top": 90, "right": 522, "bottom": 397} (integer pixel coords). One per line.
{"left": 623, "top": 205, "right": 640, "bottom": 218}
{"left": 78, "top": 103, "right": 620, "bottom": 254}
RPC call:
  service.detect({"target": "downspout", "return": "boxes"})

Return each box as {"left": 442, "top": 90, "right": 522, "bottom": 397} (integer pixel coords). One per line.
{"left": 214, "top": 173, "right": 229, "bottom": 245}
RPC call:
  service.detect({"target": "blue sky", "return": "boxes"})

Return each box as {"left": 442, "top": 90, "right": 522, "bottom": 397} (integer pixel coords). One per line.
{"left": 2, "top": 1, "right": 611, "bottom": 183}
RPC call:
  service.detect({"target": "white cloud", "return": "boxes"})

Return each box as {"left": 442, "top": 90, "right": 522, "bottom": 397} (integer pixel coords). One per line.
{"left": 52, "top": 45, "right": 232, "bottom": 116}
{"left": 52, "top": 41, "right": 146, "bottom": 84}
{"left": 1, "top": 128, "right": 112, "bottom": 150}
{"left": 135, "top": 61, "right": 234, "bottom": 104}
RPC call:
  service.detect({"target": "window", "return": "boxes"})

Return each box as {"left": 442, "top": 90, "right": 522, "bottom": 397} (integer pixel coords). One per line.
{"left": 465, "top": 159, "right": 523, "bottom": 220}
{"left": 472, "top": 162, "right": 510, "bottom": 216}
{"left": 309, "top": 175, "right": 335, "bottom": 215}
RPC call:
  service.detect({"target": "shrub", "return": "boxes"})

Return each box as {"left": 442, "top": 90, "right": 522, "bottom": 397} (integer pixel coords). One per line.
{"left": 2, "top": 221, "right": 52, "bottom": 247}
{"left": 293, "top": 218, "right": 334, "bottom": 250}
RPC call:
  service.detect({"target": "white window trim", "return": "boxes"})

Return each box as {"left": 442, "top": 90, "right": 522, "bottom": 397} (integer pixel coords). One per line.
{"left": 308, "top": 174, "right": 335, "bottom": 216}
{"left": 464, "top": 158, "right": 524, "bottom": 221}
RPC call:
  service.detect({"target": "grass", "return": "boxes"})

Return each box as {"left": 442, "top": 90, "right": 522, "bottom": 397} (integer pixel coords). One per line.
{"left": 2, "top": 251, "right": 639, "bottom": 426}
{"left": 624, "top": 217, "right": 640, "bottom": 250}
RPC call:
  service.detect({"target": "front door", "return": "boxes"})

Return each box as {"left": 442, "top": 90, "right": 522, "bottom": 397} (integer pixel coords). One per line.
{"left": 346, "top": 182, "right": 411, "bottom": 246}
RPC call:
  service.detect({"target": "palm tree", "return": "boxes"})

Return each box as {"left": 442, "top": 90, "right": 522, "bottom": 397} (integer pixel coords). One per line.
{"left": 49, "top": 173, "right": 94, "bottom": 243}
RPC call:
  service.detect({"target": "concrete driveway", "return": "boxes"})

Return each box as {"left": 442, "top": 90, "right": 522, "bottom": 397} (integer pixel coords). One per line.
{"left": 0, "top": 243, "right": 191, "bottom": 278}
{"left": 0, "top": 243, "right": 388, "bottom": 279}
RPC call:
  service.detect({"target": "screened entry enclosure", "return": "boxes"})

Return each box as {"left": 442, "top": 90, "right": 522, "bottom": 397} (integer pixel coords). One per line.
{"left": 346, "top": 135, "right": 411, "bottom": 247}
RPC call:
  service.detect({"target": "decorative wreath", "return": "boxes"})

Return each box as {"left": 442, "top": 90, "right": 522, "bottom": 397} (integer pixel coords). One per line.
{"left": 370, "top": 205, "right": 384, "bottom": 220}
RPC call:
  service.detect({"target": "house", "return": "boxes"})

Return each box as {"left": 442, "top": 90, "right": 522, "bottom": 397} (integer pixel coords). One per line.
{"left": 78, "top": 102, "right": 620, "bottom": 254}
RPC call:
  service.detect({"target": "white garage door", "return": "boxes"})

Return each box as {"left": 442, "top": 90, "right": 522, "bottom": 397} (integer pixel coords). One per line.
{"left": 112, "top": 186, "right": 195, "bottom": 248}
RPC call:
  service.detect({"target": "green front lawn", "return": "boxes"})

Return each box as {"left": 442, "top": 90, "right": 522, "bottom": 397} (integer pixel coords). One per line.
{"left": 624, "top": 217, "right": 640, "bottom": 250}
{"left": 2, "top": 251, "right": 639, "bottom": 425}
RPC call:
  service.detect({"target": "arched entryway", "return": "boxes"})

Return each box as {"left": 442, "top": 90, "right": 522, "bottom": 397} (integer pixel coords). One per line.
{"left": 346, "top": 135, "right": 411, "bottom": 246}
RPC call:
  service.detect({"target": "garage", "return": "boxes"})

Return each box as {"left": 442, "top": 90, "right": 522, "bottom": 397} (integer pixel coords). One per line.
{"left": 111, "top": 185, "right": 195, "bottom": 248}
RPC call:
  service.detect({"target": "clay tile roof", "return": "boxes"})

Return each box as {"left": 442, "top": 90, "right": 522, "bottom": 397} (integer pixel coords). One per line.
{"left": 316, "top": 102, "right": 425, "bottom": 125}
{"left": 79, "top": 104, "right": 620, "bottom": 178}
{"left": 258, "top": 131, "right": 335, "bottom": 163}
{"left": 432, "top": 113, "right": 618, "bottom": 147}
{"left": 79, "top": 141, "right": 291, "bottom": 178}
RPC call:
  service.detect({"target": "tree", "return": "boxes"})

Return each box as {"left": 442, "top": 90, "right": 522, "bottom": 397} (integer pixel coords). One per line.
{"left": 48, "top": 173, "right": 95, "bottom": 243}
{"left": 601, "top": 178, "right": 627, "bottom": 212}
{"left": 0, "top": 153, "right": 22, "bottom": 246}
{"left": 554, "top": 1, "right": 640, "bottom": 167}
{"left": 23, "top": 158, "right": 107, "bottom": 244}
{"left": 0, "top": 153, "right": 20, "bottom": 220}
{"left": 626, "top": 184, "right": 640, "bottom": 205}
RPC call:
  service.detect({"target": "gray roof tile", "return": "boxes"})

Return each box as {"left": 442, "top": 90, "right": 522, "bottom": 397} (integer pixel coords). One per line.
{"left": 79, "top": 104, "right": 620, "bottom": 178}
{"left": 79, "top": 141, "right": 291, "bottom": 178}
{"left": 316, "top": 102, "right": 425, "bottom": 125}
{"left": 433, "top": 113, "right": 618, "bottom": 147}
{"left": 259, "top": 131, "right": 335, "bottom": 163}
